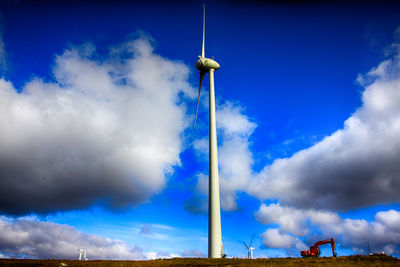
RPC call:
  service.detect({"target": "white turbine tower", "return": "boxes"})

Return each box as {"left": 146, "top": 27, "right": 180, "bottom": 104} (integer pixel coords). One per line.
{"left": 242, "top": 235, "right": 255, "bottom": 259}
{"left": 194, "top": 4, "right": 223, "bottom": 259}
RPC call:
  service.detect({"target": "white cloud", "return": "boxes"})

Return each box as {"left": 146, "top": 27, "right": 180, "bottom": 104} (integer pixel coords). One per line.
{"left": 0, "top": 252, "right": 8, "bottom": 258}
{"left": 375, "top": 209, "right": 400, "bottom": 232}
{"left": 218, "top": 102, "right": 256, "bottom": 211}
{"left": 326, "top": 211, "right": 400, "bottom": 255}
{"left": 256, "top": 203, "right": 400, "bottom": 255}
{"left": 0, "top": 217, "right": 145, "bottom": 259}
{"left": 144, "top": 251, "right": 179, "bottom": 259}
{"left": 192, "top": 138, "right": 208, "bottom": 161}
{"left": 261, "top": 228, "right": 306, "bottom": 250}
{"left": 256, "top": 203, "right": 307, "bottom": 236}
{"left": 248, "top": 43, "right": 400, "bottom": 211}
{"left": 217, "top": 101, "right": 256, "bottom": 138}
{"left": 255, "top": 203, "right": 340, "bottom": 237}
{"left": 0, "top": 215, "right": 201, "bottom": 260}
{"left": 0, "top": 36, "right": 195, "bottom": 214}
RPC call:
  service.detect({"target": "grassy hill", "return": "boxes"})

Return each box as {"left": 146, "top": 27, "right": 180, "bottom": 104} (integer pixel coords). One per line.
{"left": 1, "top": 255, "right": 399, "bottom": 266}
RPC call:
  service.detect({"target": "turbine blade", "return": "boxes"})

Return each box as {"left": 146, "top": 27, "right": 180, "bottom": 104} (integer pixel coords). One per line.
{"left": 194, "top": 71, "right": 206, "bottom": 129}
{"left": 242, "top": 241, "right": 249, "bottom": 249}
{"left": 201, "top": 3, "right": 205, "bottom": 58}
{"left": 249, "top": 234, "right": 255, "bottom": 247}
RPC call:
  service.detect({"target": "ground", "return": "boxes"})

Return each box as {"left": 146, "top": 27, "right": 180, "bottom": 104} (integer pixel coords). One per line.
{"left": 0, "top": 255, "right": 399, "bottom": 266}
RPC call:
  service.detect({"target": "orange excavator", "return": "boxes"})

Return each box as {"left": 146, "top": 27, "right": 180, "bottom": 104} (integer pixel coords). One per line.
{"left": 301, "top": 238, "right": 337, "bottom": 257}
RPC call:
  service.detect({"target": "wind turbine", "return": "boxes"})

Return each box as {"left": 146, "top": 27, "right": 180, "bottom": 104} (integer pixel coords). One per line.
{"left": 194, "top": 4, "right": 223, "bottom": 258}
{"left": 242, "top": 235, "right": 255, "bottom": 259}
{"left": 77, "top": 248, "right": 87, "bottom": 261}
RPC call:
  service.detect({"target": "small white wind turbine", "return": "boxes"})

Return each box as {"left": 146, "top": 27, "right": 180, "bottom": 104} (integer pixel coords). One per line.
{"left": 242, "top": 235, "right": 255, "bottom": 259}
{"left": 77, "top": 248, "right": 83, "bottom": 260}
{"left": 194, "top": 4, "right": 223, "bottom": 259}
{"left": 77, "top": 248, "right": 87, "bottom": 261}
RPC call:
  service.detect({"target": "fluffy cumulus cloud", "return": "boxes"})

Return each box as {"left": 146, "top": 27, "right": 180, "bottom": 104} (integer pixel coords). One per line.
{"left": 0, "top": 216, "right": 145, "bottom": 259}
{"left": 187, "top": 101, "right": 256, "bottom": 212}
{"left": 249, "top": 44, "right": 400, "bottom": 212}
{"left": 217, "top": 102, "right": 257, "bottom": 211}
{"left": 0, "top": 36, "right": 195, "bottom": 214}
{"left": 256, "top": 203, "right": 400, "bottom": 255}
{"left": 261, "top": 228, "right": 306, "bottom": 250}
{"left": 255, "top": 203, "right": 341, "bottom": 237}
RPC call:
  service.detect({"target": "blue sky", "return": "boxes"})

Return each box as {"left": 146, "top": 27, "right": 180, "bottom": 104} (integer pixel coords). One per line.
{"left": 1, "top": 0, "right": 400, "bottom": 260}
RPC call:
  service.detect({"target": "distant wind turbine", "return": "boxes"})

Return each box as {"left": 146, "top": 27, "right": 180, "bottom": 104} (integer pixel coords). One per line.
{"left": 77, "top": 248, "right": 87, "bottom": 261}
{"left": 194, "top": 4, "right": 223, "bottom": 258}
{"left": 242, "top": 235, "right": 255, "bottom": 259}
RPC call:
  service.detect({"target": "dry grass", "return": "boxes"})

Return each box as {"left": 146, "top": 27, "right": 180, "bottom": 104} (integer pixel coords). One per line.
{"left": 1, "top": 255, "right": 399, "bottom": 266}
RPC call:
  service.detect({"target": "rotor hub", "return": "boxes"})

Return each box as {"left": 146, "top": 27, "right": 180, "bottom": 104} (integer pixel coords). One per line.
{"left": 196, "top": 57, "right": 220, "bottom": 72}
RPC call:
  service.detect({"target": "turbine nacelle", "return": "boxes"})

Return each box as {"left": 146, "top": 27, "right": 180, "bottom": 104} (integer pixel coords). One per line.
{"left": 195, "top": 56, "right": 220, "bottom": 72}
